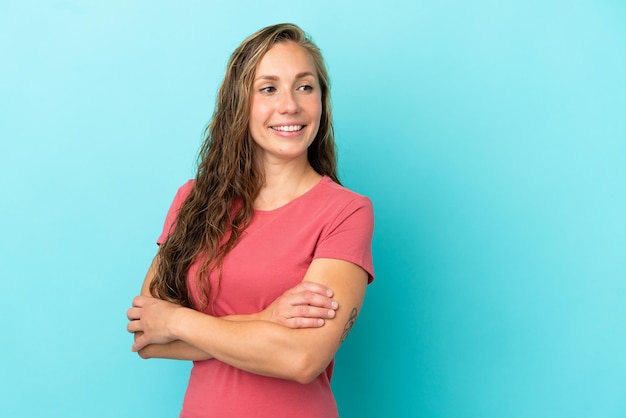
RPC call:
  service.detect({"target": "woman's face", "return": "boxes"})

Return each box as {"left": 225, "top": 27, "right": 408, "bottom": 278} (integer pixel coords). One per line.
{"left": 249, "top": 41, "right": 322, "bottom": 165}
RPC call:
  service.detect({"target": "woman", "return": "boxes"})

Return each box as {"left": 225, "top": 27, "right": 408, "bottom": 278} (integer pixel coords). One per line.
{"left": 127, "top": 23, "right": 374, "bottom": 417}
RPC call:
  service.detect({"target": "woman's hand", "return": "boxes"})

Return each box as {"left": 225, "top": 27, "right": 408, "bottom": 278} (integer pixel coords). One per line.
{"left": 262, "top": 281, "right": 339, "bottom": 328}
{"left": 127, "top": 296, "right": 185, "bottom": 352}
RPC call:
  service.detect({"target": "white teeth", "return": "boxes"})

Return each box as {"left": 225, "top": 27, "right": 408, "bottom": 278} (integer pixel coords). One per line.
{"left": 272, "top": 125, "right": 303, "bottom": 132}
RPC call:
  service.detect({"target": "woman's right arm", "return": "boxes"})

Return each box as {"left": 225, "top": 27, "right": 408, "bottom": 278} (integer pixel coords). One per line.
{"left": 133, "top": 254, "right": 338, "bottom": 360}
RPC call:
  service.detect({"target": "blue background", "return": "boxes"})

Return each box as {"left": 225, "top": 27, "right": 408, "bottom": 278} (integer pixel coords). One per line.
{"left": 2, "top": 1, "right": 625, "bottom": 417}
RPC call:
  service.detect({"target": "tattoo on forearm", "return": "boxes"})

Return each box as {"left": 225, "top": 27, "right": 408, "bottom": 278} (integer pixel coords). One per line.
{"left": 340, "top": 308, "right": 358, "bottom": 343}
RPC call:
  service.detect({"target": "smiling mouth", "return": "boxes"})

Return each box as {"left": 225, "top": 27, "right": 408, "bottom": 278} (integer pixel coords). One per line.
{"left": 270, "top": 125, "right": 304, "bottom": 132}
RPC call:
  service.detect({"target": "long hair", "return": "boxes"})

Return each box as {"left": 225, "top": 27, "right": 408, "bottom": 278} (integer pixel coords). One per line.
{"left": 150, "top": 23, "right": 339, "bottom": 309}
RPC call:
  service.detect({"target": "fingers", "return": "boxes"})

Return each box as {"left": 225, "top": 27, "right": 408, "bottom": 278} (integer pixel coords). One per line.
{"left": 132, "top": 295, "right": 147, "bottom": 307}
{"left": 283, "top": 317, "right": 327, "bottom": 329}
{"left": 268, "top": 282, "right": 340, "bottom": 328}
{"left": 288, "top": 290, "right": 338, "bottom": 311}
{"left": 272, "top": 303, "right": 338, "bottom": 328}
{"left": 127, "top": 304, "right": 144, "bottom": 335}
{"left": 127, "top": 296, "right": 155, "bottom": 353}
{"left": 294, "top": 304, "right": 336, "bottom": 319}
{"left": 293, "top": 281, "right": 333, "bottom": 298}
{"left": 272, "top": 304, "right": 336, "bottom": 326}
{"left": 131, "top": 334, "right": 147, "bottom": 352}
{"left": 127, "top": 319, "right": 142, "bottom": 334}
{"left": 126, "top": 306, "right": 140, "bottom": 321}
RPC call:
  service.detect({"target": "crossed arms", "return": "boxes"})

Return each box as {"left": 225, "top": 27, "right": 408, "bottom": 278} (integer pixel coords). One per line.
{"left": 127, "top": 254, "right": 367, "bottom": 384}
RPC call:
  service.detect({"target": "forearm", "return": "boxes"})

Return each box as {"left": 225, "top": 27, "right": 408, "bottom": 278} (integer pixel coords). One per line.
{"left": 172, "top": 308, "right": 330, "bottom": 383}
{"left": 138, "top": 339, "right": 214, "bottom": 361}
{"left": 137, "top": 311, "right": 265, "bottom": 361}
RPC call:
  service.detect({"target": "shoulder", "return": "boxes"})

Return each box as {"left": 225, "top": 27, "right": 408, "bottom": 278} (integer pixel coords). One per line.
{"left": 176, "top": 179, "right": 195, "bottom": 199}
{"left": 157, "top": 179, "right": 195, "bottom": 244}
{"left": 165, "top": 179, "right": 196, "bottom": 220}
{"left": 316, "top": 176, "right": 373, "bottom": 212}
{"left": 308, "top": 177, "right": 374, "bottom": 233}
{"left": 168, "top": 179, "right": 195, "bottom": 208}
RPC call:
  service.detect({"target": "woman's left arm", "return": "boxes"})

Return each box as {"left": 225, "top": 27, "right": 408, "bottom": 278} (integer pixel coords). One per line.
{"left": 127, "top": 257, "right": 367, "bottom": 384}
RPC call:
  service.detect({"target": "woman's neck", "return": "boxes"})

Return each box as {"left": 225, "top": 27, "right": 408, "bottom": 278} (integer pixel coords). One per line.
{"left": 254, "top": 161, "right": 322, "bottom": 211}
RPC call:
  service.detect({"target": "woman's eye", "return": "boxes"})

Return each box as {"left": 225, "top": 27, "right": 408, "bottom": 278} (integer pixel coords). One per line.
{"left": 259, "top": 86, "right": 276, "bottom": 94}
{"left": 298, "top": 84, "right": 313, "bottom": 92}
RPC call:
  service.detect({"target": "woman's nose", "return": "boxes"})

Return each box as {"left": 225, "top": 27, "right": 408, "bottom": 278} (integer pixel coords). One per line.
{"left": 277, "top": 90, "right": 299, "bottom": 114}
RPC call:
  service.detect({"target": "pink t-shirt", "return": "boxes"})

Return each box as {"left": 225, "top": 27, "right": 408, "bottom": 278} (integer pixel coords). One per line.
{"left": 157, "top": 176, "right": 374, "bottom": 418}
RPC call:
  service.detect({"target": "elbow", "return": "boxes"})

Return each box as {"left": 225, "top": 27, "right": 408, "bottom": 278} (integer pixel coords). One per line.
{"left": 289, "top": 351, "right": 329, "bottom": 385}
{"left": 294, "top": 371, "right": 318, "bottom": 385}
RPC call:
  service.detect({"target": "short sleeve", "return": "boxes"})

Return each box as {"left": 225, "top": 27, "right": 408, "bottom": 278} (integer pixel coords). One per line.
{"left": 156, "top": 180, "right": 195, "bottom": 245}
{"left": 314, "top": 196, "right": 375, "bottom": 283}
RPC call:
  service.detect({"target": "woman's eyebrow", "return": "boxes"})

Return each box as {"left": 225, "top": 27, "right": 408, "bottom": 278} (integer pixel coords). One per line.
{"left": 294, "top": 71, "right": 316, "bottom": 79}
{"left": 254, "top": 72, "right": 316, "bottom": 82}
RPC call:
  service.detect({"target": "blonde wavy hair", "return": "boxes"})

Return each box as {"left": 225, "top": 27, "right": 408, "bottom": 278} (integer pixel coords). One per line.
{"left": 150, "top": 23, "right": 339, "bottom": 309}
